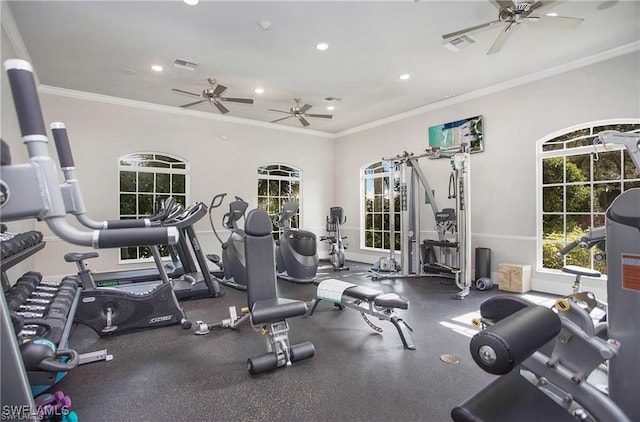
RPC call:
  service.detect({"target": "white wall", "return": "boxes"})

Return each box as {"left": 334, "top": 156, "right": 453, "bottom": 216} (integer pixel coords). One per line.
{"left": 2, "top": 89, "right": 334, "bottom": 277}
{"left": 335, "top": 51, "right": 640, "bottom": 298}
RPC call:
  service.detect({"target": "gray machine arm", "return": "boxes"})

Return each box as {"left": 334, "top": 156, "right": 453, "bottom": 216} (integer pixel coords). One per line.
{"left": 50, "top": 122, "right": 153, "bottom": 230}
{"left": 2, "top": 59, "right": 178, "bottom": 248}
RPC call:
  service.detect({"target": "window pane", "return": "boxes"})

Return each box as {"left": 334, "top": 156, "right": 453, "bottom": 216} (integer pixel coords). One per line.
{"left": 120, "top": 171, "right": 136, "bottom": 192}
{"left": 623, "top": 151, "right": 640, "bottom": 179}
{"left": 139, "top": 194, "right": 154, "bottom": 215}
{"left": 594, "top": 151, "right": 621, "bottom": 181}
{"left": 566, "top": 214, "right": 591, "bottom": 234}
{"left": 120, "top": 247, "right": 138, "bottom": 260}
{"left": 174, "top": 195, "right": 186, "bottom": 207}
{"left": 542, "top": 214, "right": 563, "bottom": 240}
{"left": 291, "top": 181, "right": 300, "bottom": 197}
{"left": 156, "top": 173, "right": 170, "bottom": 193}
{"left": 172, "top": 174, "right": 186, "bottom": 194}
{"left": 365, "top": 213, "right": 373, "bottom": 229}
{"left": 139, "top": 172, "right": 154, "bottom": 193}
{"left": 374, "top": 178, "right": 382, "bottom": 194}
{"left": 566, "top": 155, "right": 589, "bottom": 181}
{"left": 258, "top": 179, "right": 268, "bottom": 195}
{"left": 365, "top": 230, "right": 373, "bottom": 248}
{"left": 566, "top": 184, "right": 591, "bottom": 213}
{"left": 373, "top": 214, "right": 382, "bottom": 230}
{"left": 120, "top": 194, "right": 136, "bottom": 215}
{"left": 594, "top": 182, "right": 621, "bottom": 212}
{"left": 624, "top": 180, "right": 640, "bottom": 190}
{"left": 373, "top": 233, "right": 382, "bottom": 249}
{"left": 543, "top": 186, "right": 564, "bottom": 212}
{"left": 383, "top": 232, "right": 390, "bottom": 249}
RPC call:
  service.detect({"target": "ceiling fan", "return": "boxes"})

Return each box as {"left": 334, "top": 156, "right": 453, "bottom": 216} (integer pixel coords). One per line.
{"left": 442, "top": 1, "right": 584, "bottom": 55}
{"left": 171, "top": 78, "right": 254, "bottom": 114}
{"left": 269, "top": 98, "right": 333, "bottom": 127}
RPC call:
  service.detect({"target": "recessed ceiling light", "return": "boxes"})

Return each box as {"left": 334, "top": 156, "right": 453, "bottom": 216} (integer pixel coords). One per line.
{"left": 151, "top": 64, "right": 163, "bottom": 72}
{"left": 184, "top": 0, "right": 199, "bottom": 5}
{"left": 546, "top": 12, "right": 558, "bottom": 17}
{"left": 327, "top": 105, "right": 335, "bottom": 111}
{"left": 400, "top": 74, "right": 411, "bottom": 80}
{"left": 254, "top": 88, "right": 264, "bottom": 94}
{"left": 316, "top": 42, "right": 329, "bottom": 51}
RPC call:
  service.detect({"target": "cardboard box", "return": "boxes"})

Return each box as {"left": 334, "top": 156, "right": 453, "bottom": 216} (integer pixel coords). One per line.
{"left": 498, "top": 263, "right": 532, "bottom": 293}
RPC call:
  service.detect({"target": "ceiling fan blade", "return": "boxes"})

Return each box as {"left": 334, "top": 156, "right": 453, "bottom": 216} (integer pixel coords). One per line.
{"left": 298, "top": 116, "right": 310, "bottom": 127}
{"left": 487, "top": 22, "right": 513, "bottom": 55}
{"left": 305, "top": 113, "right": 333, "bottom": 119}
{"left": 219, "top": 97, "right": 254, "bottom": 104}
{"left": 268, "top": 109, "right": 292, "bottom": 114}
{"left": 495, "top": 0, "right": 514, "bottom": 10}
{"left": 212, "top": 100, "right": 229, "bottom": 114}
{"left": 213, "top": 84, "right": 227, "bottom": 97}
{"left": 180, "top": 100, "right": 206, "bottom": 108}
{"left": 529, "top": 14, "right": 584, "bottom": 29}
{"left": 172, "top": 88, "right": 201, "bottom": 97}
{"left": 271, "top": 116, "right": 292, "bottom": 123}
{"left": 442, "top": 20, "right": 502, "bottom": 40}
{"left": 299, "top": 104, "right": 312, "bottom": 114}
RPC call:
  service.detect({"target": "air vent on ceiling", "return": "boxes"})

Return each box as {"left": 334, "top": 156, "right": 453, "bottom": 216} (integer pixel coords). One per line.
{"left": 173, "top": 59, "right": 199, "bottom": 71}
{"left": 323, "top": 97, "right": 342, "bottom": 102}
{"left": 443, "top": 35, "right": 476, "bottom": 52}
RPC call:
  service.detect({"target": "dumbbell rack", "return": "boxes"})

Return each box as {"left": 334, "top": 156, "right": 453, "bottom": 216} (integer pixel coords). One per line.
{"left": 1, "top": 230, "right": 108, "bottom": 406}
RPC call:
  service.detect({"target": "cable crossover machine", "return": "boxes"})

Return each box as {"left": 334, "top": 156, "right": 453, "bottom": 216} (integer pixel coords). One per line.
{"left": 370, "top": 144, "right": 472, "bottom": 299}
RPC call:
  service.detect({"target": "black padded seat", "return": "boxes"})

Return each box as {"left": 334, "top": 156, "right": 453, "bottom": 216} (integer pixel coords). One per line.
{"left": 344, "top": 285, "right": 382, "bottom": 301}
{"left": 480, "top": 294, "right": 535, "bottom": 323}
{"left": 452, "top": 371, "right": 576, "bottom": 422}
{"left": 64, "top": 252, "right": 99, "bottom": 262}
{"left": 374, "top": 293, "right": 409, "bottom": 310}
{"left": 251, "top": 298, "right": 308, "bottom": 325}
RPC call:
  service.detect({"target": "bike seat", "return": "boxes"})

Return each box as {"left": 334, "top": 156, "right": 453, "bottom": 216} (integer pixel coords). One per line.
{"left": 562, "top": 265, "right": 601, "bottom": 278}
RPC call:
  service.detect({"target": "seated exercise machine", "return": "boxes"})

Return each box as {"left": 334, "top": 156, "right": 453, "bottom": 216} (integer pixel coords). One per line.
{"left": 306, "top": 278, "right": 415, "bottom": 350}
{"left": 453, "top": 131, "right": 640, "bottom": 422}
{"left": 274, "top": 201, "right": 319, "bottom": 283}
{"left": 319, "top": 207, "right": 349, "bottom": 271}
{"left": 51, "top": 123, "right": 222, "bottom": 300}
{"left": 195, "top": 208, "right": 314, "bottom": 375}
{"left": 206, "top": 193, "right": 249, "bottom": 291}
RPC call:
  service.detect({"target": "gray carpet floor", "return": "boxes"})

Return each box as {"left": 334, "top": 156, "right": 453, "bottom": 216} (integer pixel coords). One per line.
{"left": 56, "top": 262, "right": 549, "bottom": 422}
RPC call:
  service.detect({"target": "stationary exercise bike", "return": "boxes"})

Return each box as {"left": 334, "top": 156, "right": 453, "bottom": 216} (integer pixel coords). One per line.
{"left": 319, "top": 207, "right": 349, "bottom": 271}
{"left": 207, "top": 193, "right": 249, "bottom": 291}
{"left": 274, "top": 202, "right": 318, "bottom": 283}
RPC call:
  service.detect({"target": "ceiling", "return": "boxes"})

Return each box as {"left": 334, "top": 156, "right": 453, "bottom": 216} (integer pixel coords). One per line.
{"left": 4, "top": 1, "right": 640, "bottom": 135}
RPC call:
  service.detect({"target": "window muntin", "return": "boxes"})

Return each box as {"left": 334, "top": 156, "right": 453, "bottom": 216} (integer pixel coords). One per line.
{"left": 538, "top": 121, "right": 640, "bottom": 274}
{"left": 119, "top": 153, "right": 189, "bottom": 261}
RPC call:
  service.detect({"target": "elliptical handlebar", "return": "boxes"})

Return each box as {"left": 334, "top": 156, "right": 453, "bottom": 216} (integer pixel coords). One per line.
{"left": 3, "top": 59, "right": 179, "bottom": 248}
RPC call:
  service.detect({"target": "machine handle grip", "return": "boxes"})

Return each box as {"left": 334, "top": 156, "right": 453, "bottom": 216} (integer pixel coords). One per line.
{"left": 556, "top": 240, "right": 580, "bottom": 257}
{"left": 469, "top": 305, "right": 560, "bottom": 375}
{"left": 104, "top": 219, "right": 150, "bottom": 229}
{"left": 209, "top": 193, "right": 227, "bottom": 210}
{"left": 38, "top": 348, "right": 80, "bottom": 372}
{"left": 5, "top": 60, "right": 47, "bottom": 138}
{"left": 50, "top": 122, "right": 75, "bottom": 168}
{"left": 95, "top": 226, "right": 179, "bottom": 248}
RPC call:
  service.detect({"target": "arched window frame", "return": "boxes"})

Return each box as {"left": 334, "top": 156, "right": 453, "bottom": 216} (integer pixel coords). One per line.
{"left": 257, "top": 163, "right": 302, "bottom": 239}
{"left": 360, "top": 159, "right": 401, "bottom": 252}
{"left": 118, "top": 152, "right": 189, "bottom": 262}
{"left": 536, "top": 119, "right": 640, "bottom": 275}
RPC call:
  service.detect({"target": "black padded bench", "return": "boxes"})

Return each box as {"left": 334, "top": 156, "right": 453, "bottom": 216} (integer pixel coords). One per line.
{"left": 306, "top": 278, "right": 415, "bottom": 350}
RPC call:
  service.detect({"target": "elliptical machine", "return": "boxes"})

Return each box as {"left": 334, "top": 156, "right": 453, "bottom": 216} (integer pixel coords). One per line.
{"left": 207, "top": 194, "right": 249, "bottom": 291}
{"left": 274, "top": 202, "right": 318, "bottom": 283}
{"left": 320, "top": 207, "right": 349, "bottom": 271}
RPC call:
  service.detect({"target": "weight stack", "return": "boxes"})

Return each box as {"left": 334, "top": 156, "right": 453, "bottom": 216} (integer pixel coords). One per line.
{"left": 475, "top": 247, "right": 491, "bottom": 280}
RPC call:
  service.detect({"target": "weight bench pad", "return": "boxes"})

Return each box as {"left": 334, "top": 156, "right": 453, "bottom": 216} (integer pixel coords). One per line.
{"left": 251, "top": 298, "right": 308, "bottom": 325}
{"left": 343, "top": 285, "right": 381, "bottom": 302}
{"left": 374, "top": 293, "right": 409, "bottom": 310}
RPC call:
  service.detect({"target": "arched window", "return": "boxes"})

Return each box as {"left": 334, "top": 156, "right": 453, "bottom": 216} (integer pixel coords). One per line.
{"left": 257, "top": 164, "right": 301, "bottom": 239}
{"left": 119, "top": 152, "right": 189, "bottom": 261}
{"left": 537, "top": 120, "right": 640, "bottom": 274}
{"left": 361, "top": 160, "right": 401, "bottom": 251}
